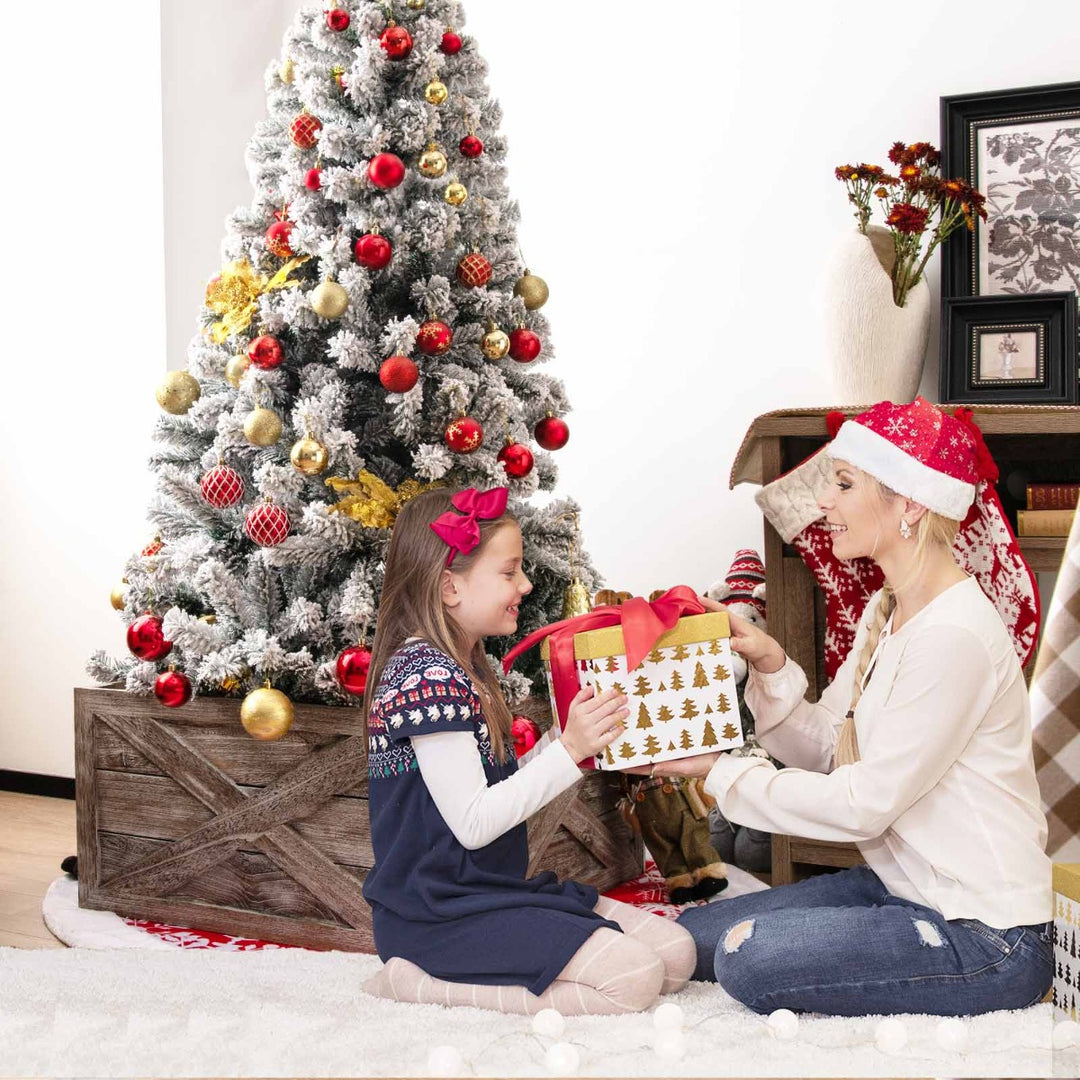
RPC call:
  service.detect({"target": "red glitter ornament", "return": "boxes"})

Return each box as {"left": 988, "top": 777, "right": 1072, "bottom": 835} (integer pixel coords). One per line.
{"left": 247, "top": 335, "right": 285, "bottom": 369}
{"left": 265, "top": 220, "right": 294, "bottom": 257}
{"left": 354, "top": 232, "right": 393, "bottom": 269}
{"left": 417, "top": 320, "right": 453, "bottom": 355}
{"left": 304, "top": 167, "right": 322, "bottom": 190}
{"left": 379, "top": 355, "right": 419, "bottom": 393}
{"left": 154, "top": 669, "right": 192, "bottom": 708}
{"left": 289, "top": 113, "right": 322, "bottom": 149}
{"left": 336, "top": 645, "right": 372, "bottom": 695}
{"left": 379, "top": 24, "right": 413, "bottom": 60}
{"left": 456, "top": 252, "right": 492, "bottom": 288}
{"left": 141, "top": 538, "right": 164, "bottom": 557}
{"left": 444, "top": 416, "right": 483, "bottom": 453}
{"left": 508, "top": 328, "right": 541, "bottom": 363}
{"left": 440, "top": 30, "right": 462, "bottom": 55}
{"left": 326, "top": 6, "right": 350, "bottom": 31}
{"left": 512, "top": 715, "right": 540, "bottom": 757}
{"left": 127, "top": 614, "right": 172, "bottom": 661}
{"left": 534, "top": 415, "right": 569, "bottom": 451}
{"left": 244, "top": 502, "right": 291, "bottom": 547}
{"left": 367, "top": 152, "right": 406, "bottom": 189}
{"left": 498, "top": 440, "right": 534, "bottom": 478}
{"left": 459, "top": 134, "right": 484, "bottom": 159}
{"left": 200, "top": 464, "right": 245, "bottom": 508}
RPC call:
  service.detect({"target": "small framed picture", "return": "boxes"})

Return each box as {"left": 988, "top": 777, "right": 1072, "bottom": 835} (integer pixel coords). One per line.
{"left": 940, "top": 293, "right": 1077, "bottom": 404}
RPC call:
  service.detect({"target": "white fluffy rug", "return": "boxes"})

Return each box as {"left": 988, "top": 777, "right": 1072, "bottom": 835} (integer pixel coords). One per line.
{"left": 3, "top": 879, "right": 1068, "bottom": 1077}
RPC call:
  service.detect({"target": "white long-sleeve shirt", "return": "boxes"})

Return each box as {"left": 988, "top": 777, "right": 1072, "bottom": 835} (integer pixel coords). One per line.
{"left": 703, "top": 576, "right": 1052, "bottom": 929}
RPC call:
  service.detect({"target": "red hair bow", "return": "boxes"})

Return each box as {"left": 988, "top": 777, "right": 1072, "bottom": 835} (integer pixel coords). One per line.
{"left": 429, "top": 486, "right": 509, "bottom": 566}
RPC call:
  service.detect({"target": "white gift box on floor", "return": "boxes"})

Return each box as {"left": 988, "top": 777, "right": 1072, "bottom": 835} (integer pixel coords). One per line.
{"left": 541, "top": 611, "right": 744, "bottom": 770}
{"left": 1054, "top": 863, "right": 1080, "bottom": 1021}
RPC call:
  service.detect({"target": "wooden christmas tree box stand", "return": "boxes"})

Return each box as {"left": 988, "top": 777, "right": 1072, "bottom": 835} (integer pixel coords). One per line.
{"left": 73, "top": 686, "right": 642, "bottom": 953}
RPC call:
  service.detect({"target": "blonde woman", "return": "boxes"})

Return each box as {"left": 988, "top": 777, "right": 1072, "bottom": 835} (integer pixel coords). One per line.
{"left": 667, "top": 398, "right": 1052, "bottom": 1016}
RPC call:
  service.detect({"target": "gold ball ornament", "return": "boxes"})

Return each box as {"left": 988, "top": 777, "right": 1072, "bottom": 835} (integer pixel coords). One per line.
{"left": 290, "top": 435, "right": 330, "bottom": 475}
{"left": 240, "top": 684, "right": 295, "bottom": 741}
{"left": 514, "top": 271, "right": 550, "bottom": 310}
{"left": 110, "top": 581, "right": 127, "bottom": 611}
{"left": 444, "top": 181, "right": 468, "bottom": 206}
{"left": 224, "top": 353, "right": 250, "bottom": 389}
{"left": 243, "top": 407, "right": 283, "bottom": 446}
{"left": 310, "top": 279, "right": 349, "bottom": 319}
{"left": 481, "top": 325, "right": 510, "bottom": 360}
{"left": 280, "top": 57, "right": 295, "bottom": 84}
{"left": 418, "top": 145, "right": 448, "bottom": 178}
{"left": 155, "top": 370, "right": 201, "bottom": 415}
{"left": 406, "top": 0, "right": 425, "bottom": 8}
{"left": 424, "top": 80, "right": 448, "bottom": 106}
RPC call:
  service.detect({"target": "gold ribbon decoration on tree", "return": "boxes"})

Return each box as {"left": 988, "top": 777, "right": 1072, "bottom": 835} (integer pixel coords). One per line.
{"left": 325, "top": 469, "right": 442, "bottom": 527}
{"left": 204, "top": 257, "right": 309, "bottom": 344}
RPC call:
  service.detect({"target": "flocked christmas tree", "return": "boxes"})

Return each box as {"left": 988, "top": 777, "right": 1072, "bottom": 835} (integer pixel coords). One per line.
{"left": 87, "top": 0, "right": 597, "bottom": 731}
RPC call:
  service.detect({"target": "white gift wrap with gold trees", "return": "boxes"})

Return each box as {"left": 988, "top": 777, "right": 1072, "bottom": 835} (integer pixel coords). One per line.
{"left": 1054, "top": 863, "right": 1080, "bottom": 1021}
{"left": 541, "top": 612, "right": 744, "bottom": 769}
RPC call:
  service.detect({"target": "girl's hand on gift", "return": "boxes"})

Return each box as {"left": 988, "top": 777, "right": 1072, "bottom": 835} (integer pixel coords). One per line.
{"left": 560, "top": 685, "right": 629, "bottom": 764}
{"left": 697, "top": 594, "right": 786, "bottom": 674}
{"left": 622, "top": 752, "right": 724, "bottom": 780}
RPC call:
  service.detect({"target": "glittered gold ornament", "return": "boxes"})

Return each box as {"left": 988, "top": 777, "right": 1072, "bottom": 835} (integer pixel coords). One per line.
{"left": 310, "top": 278, "right": 349, "bottom": 319}
{"left": 514, "top": 270, "right": 549, "bottom": 310}
{"left": 224, "top": 353, "right": 250, "bottom": 388}
{"left": 291, "top": 435, "right": 330, "bottom": 475}
{"left": 406, "top": 0, "right": 425, "bottom": 8}
{"left": 156, "top": 370, "right": 201, "bottom": 415}
{"left": 562, "top": 579, "right": 593, "bottom": 620}
{"left": 280, "top": 56, "right": 295, "bottom": 84}
{"left": 110, "top": 580, "right": 127, "bottom": 611}
{"left": 444, "top": 181, "right": 467, "bottom": 205}
{"left": 418, "top": 144, "right": 447, "bottom": 178}
{"left": 481, "top": 323, "right": 510, "bottom": 360}
{"left": 326, "top": 469, "right": 441, "bottom": 527}
{"left": 240, "top": 683, "right": 295, "bottom": 741}
{"left": 221, "top": 676, "right": 241, "bottom": 693}
{"left": 243, "top": 407, "right": 282, "bottom": 446}
{"left": 424, "top": 79, "right": 448, "bottom": 105}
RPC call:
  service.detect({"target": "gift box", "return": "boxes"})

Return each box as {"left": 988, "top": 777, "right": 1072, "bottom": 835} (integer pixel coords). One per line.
{"left": 1054, "top": 863, "right": 1080, "bottom": 1021}
{"left": 536, "top": 608, "right": 745, "bottom": 770}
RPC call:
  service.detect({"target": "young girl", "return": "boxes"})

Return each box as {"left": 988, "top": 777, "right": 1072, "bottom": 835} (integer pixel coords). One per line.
{"left": 662, "top": 397, "right": 1054, "bottom": 1017}
{"left": 360, "top": 486, "right": 696, "bottom": 1014}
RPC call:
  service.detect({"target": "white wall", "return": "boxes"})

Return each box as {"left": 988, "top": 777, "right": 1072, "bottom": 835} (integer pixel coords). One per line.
{"left": 2, "top": 1, "right": 1072, "bottom": 777}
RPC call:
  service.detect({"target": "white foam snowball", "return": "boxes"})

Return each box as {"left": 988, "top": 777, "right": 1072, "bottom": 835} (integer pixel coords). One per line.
{"left": 1053, "top": 1019, "right": 1080, "bottom": 1049}
{"left": 766, "top": 1008, "right": 799, "bottom": 1040}
{"left": 653, "top": 1029, "right": 687, "bottom": 1061}
{"left": 653, "top": 1002, "right": 685, "bottom": 1031}
{"left": 874, "top": 1017, "right": 908, "bottom": 1054}
{"left": 935, "top": 1017, "right": 968, "bottom": 1052}
{"left": 545, "top": 1042, "right": 580, "bottom": 1076}
{"left": 532, "top": 1007, "right": 566, "bottom": 1039}
{"left": 426, "top": 1045, "right": 465, "bottom": 1077}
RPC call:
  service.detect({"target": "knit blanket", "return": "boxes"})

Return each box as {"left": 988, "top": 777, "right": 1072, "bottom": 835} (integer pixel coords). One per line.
{"left": 1031, "top": 508, "right": 1080, "bottom": 859}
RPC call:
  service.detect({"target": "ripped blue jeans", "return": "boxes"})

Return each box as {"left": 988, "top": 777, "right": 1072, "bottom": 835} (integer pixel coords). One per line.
{"left": 675, "top": 864, "right": 1052, "bottom": 1016}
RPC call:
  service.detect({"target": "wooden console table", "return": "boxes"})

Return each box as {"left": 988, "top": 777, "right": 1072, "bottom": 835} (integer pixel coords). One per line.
{"left": 729, "top": 403, "right": 1080, "bottom": 885}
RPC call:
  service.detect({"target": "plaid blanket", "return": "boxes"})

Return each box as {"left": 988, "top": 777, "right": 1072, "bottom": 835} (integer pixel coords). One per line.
{"left": 1031, "top": 508, "right": 1080, "bottom": 859}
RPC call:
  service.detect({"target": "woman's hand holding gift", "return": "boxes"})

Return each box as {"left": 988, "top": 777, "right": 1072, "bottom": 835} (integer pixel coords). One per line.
{"left": 622, "top": 752, "right": 724, "bottom": 780}
{"left": 560, "top": 685, "right": 628, "bottom": 764}
{"left": 697, "top": 594, "right": 786, "bottom": 674}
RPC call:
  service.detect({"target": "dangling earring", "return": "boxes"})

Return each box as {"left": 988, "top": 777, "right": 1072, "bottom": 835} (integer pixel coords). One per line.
{"left": 899, "top": 518, "right": 912, "bottom": 540}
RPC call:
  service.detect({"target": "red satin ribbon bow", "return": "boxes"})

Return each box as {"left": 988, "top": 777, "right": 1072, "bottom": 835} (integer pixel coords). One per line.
{"left": 502, "top": 586, "right": 705, "bottom": 753}
{"left": 429, "top": 486, "right": 509, "bottom": 566}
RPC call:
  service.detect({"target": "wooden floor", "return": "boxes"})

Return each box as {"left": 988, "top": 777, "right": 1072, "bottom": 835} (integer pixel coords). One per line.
{"left": 1, "top": 790, "right": 76, "bottom": 949}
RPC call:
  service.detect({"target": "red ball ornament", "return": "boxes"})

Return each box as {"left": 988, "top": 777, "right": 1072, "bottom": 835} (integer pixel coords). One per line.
{"left": 511, "top": 715, "right": 540, "bottom": 757}
{"left": 290, "top": 113, "right": 322, "bottom": 149}
{"left": 336, "top": 645, "right": 372, "bottom": 695}
{"left": 127, "top": 614, "right": 172, "bottom": 661}
{"left": 440, "top": 30, "right": 462, "bottom": 55}
{"left": 444, "top": 416, "right": 483, "bottom": 453}
{"left": 459, "top": 134, "right": 484, "bottom": 159}
{"left": 456, "top": 252, "right": 492, "bottom": 288}
{"left": 367, "top": 152, "right": 406, "bottom": 189}
{"left": 154, "top": 669, "right": 192, "bottom": 708}
{"left": 379, "top": 355, "right": 419, "bottom": 393}
{"left": 200, "top": 464, "right": 245, "bottom": 508}
{"left": 244, "top": 502, "right": 291, "bottom": 547}
{"left": 498, "top": 440, "right": 534, "bottom": 479}
{"left": 304, "top": 167, "right": 322, "bottom": 190}
{"left": 379, "top": 24, "right": 413, "bottom": 60}
{"left": 326, "top": 6, "right": 350, "bottom": 31}
{"left": 265, "top": 220, "right": 294, "bottom": 258}
{"left": 417, "top": 320, "right": 453, "bottom": 355}
{"left": 141, "top": 538, "right": 163, "bottom": 557}
{"left": 534, "top": 415, "right": 570, "bottom": 451}
{"left": 247, "top": 335, "right": 285, "bottom": 369}
{"left": 354, "top": 232, "right": 392, "bottom": 270}
{"left": 508, "top": 328, "right": 541, "bottom": 363}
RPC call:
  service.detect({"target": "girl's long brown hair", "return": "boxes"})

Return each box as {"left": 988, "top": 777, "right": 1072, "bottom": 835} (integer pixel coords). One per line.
{"left": 362, "top": 488, "right": 517, "bottom": 762}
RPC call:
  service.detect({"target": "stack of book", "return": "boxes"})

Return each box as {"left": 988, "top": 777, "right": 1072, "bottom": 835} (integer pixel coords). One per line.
{"left": 1017, "top": 483, "right": 1079, "bottom": 537}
